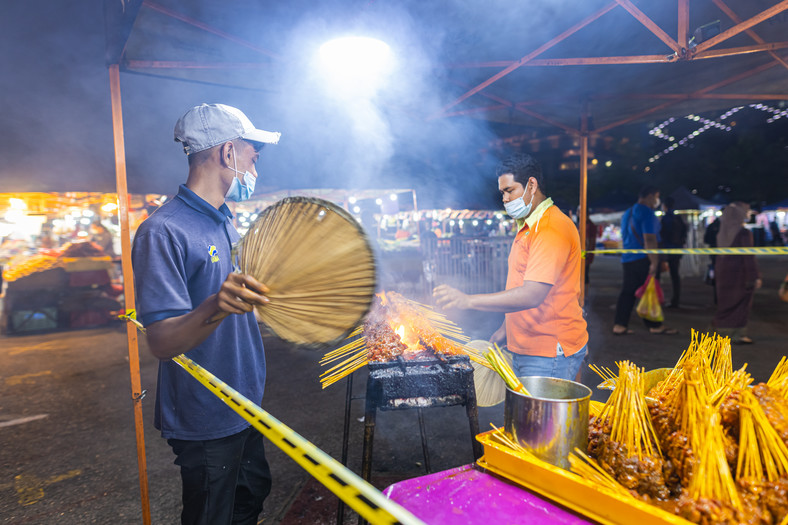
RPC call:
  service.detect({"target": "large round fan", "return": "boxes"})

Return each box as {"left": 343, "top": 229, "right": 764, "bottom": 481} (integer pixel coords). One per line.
{"left": 237, "top": 197, "right": 377, "bottom": 345}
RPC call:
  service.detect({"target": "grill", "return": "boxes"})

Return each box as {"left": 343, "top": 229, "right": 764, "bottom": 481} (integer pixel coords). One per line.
{"left": 361, "top": 353, "right": 481, "bottom": 480}
{"left": 366, "top": 354, "right": 475, "bottom": 409}
{"left": 332, "top": 292, "right": 482, "bottom": 524}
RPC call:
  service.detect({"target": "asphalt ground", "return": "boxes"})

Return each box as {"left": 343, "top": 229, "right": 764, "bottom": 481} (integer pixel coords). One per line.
{"left": 1, "top": 254, "right": 787, "bottom": 524}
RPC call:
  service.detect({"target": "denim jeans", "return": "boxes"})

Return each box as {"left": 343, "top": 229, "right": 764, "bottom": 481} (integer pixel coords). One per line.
{"left": 508, "top": 343, "right": 588, "bottom": 381}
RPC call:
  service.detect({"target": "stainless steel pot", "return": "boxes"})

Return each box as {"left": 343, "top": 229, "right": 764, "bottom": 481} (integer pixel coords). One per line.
{"left": 503, "top": 376, "right": 591, "bottom": 470}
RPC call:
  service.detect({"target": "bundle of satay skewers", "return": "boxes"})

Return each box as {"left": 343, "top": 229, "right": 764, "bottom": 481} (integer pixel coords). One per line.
{"left": 498, "top": 330, "right": 788, "bottom": 525}
{"left": 319, "top": 291, "right": 494, "bottom": 388}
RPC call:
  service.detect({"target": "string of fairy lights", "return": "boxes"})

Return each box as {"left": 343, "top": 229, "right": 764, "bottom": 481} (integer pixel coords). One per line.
{"left": 647, "top": 103, "right": 788, "bottom": 164}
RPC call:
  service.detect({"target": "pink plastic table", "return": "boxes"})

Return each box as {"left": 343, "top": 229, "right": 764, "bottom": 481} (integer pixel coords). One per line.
{"left": 383, "top": 464, "right": 596, "bottom": 524}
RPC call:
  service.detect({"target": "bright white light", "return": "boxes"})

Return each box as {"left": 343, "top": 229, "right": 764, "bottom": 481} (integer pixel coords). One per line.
{"left": 77, "top": 230, "right": 89, "bottom": 237}
{"left": 80, "top": 218, "right": 91, "bottom": 225}
{"left": 4, "top": 209, "right": 24, "bottom": 223}
{"left": 472, "top": 220, "right": 479, "bottom": 226}
{"left": 605, "top": 160, "right": 613, "bottom": 168}
{"left": 375, "top": 198, "right": 383, "bottom": 205}
{"left": 389, "top": 193, "right": 398, "bottom": 201}
{"left": 83, "top": 210, "right": 94, "bottom": 217}
{"left": 349, "top": 196, "right": 357, "bottom": 204}
{"left": 101, "top": 202, "right": 118, "bottom": 213}
{"left": 318, "top": 36, "right": 394, "bottom": 98}
{"left": 9, "top": 198, "right": 27, "bottom": 210}
{"left": 353, "top": 205, "right": 361, "bottom": 213}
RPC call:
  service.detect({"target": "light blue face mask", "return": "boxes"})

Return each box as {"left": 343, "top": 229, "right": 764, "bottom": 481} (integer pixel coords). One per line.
{"left": 504, "top": 188, "right": 534, "bottom": 219}
{"left": 225, "top": 148, "right": 257, "bottom": 202}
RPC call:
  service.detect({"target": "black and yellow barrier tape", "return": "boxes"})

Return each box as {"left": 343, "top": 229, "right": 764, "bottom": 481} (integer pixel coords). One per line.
{"left": 584, "top": 246, "right": 788, "bottom": 257}
{"left": 118, "top": 309, "right": 146, "bottom": 333}
{"left": 172, "top": 354, "right": 425, "bottom": 525}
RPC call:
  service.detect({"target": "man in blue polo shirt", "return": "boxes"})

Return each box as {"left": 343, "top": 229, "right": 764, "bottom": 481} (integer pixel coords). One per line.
{"left": 613, "top": 185, "right": 676, "bottom": 335}
{"left": 132, "top": 103, "right": 281, "bottom": 525}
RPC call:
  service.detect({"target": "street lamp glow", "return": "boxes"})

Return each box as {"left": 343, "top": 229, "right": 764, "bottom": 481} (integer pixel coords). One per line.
{"left": 318, "top": 36, "right": 394, "bottom": 98}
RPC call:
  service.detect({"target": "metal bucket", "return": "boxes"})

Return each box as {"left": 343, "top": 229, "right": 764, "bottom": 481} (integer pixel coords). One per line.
{"left": 503, "top": 376, "right": 591, "bottom": 470}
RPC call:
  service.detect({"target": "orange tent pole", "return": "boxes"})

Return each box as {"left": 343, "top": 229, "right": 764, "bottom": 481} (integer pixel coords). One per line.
{"left": 579, "top": 106, "right": 589, "bottom": 306}
{"left": 678, "top": 0, "right": 690, "bottom": 51}
{"left": 712, "top": 0, "right": 788, "bottom": 71}
{"left": 109, "top": 63, "right": 152, "bottom": 525}
{"left": 614, "top": 0, "right": 680, "bottom": 52}
{"left": 694, "top": 0, "right": 788, "bottom": 55}
{"left": 433, "top": 1, "right": 618, "bottom": 117}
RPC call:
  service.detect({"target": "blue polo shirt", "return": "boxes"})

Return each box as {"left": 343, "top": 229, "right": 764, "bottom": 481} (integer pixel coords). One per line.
{"left": 620, "top": 203, "right": 660, "bottom": 263}
{"left": 131, "top": 184, "right": 266, "bottom": 440}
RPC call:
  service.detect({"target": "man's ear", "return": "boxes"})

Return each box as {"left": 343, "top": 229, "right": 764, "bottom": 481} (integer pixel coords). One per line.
{"left": 528, "top": 176, "right": 539, "bottom": 194}
{"left": 219, "top": 141, "right": 234, "bottom": 168}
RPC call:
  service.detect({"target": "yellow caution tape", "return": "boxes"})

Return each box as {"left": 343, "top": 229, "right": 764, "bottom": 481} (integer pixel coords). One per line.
{"left": 172, "top": 354, "right": 425, "bottom": 525}
{"left": 584, "top": 246, "right": 788, "bottom": 256}
{"left": 118, "top": 309, "right": 146, "bottom": 333}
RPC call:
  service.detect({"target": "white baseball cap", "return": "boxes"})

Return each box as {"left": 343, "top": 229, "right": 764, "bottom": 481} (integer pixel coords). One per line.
{"left": 174, "top": 103, "right": 281, "bottom": 155}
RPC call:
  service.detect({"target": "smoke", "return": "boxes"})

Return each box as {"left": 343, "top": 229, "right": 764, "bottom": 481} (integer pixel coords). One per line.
{"left": 255, "top": 2, "right": 502, "bottom": 209}
{"left": 1, "top": 0, "right": 649, "bottom": 206}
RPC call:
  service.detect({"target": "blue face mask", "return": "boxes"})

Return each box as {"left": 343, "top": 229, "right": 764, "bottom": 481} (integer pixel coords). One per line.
{"left": 504, "top": 189, "right": 534, "bottom": 219}
{"left": 225, "top": 148, "right": 257, "bottom": 202}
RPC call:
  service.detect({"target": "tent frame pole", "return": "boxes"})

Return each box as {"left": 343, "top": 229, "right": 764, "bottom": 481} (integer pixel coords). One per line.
{"left": 109, "top": 63, "right": 152, "bottom": 525}
{"left": 579, "top": 104, "right": 589, "bottom": 307}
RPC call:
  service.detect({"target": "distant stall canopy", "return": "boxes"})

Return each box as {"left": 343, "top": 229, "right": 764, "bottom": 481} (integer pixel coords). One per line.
{"left": 0, "top": 192, "right": 155, "bottom": 215}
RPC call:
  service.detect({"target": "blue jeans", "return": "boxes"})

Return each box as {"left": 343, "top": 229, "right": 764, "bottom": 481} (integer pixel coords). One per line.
{"left": 508, "top": 343, "right": 588, "bottom": 381}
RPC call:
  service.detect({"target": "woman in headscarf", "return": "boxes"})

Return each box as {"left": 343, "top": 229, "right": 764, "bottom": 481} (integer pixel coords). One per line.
{"left": 713, "top": 202, "right": 761, "bottom": 343}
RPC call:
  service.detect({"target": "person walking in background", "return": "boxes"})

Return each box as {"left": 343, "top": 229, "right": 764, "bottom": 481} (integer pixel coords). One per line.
{"left": 90, "top": 222, "right": 115, "bottom": 257}
{"left": 656, "top": 196, "right": 687, "bottom": 308}
{"left": 703, "top": 210, "right": 722, "bottom": 304}
{"left": 612, "top": 186, "right": 676, "bottom": 335}
{"left": 712, "top": 202, "right": 761, "bottom": 344}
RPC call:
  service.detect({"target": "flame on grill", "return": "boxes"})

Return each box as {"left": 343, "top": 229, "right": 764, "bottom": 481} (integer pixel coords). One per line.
{"left": 394, "top": 323, "right": 421, "bottom": 354}
{"left": 319, "top": 291, "right": 486, "bottom": 389}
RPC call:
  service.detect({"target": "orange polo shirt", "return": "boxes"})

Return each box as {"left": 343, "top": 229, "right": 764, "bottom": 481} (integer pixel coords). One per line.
{"left": 505, "top": 203, "right": 588, "bottom": 357}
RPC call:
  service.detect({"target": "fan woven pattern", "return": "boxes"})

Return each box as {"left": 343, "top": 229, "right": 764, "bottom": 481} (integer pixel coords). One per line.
{"left": 237, "top": 197, "right": 376, "bottom": 345}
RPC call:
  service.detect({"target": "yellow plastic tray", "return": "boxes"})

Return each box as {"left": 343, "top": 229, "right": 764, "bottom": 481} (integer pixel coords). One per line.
{"left": 476, "top": 430, "right": 693, "bottom": 525}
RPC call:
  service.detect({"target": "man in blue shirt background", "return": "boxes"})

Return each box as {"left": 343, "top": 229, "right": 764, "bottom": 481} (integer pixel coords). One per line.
{"left": 612, "top": 186, "right": 676, "bottom": 335}
{"left": 132, "top": 103, "right": 281, "bottom": 525}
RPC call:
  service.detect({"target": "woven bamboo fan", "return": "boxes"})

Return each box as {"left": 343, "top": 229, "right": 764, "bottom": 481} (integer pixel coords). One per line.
{"left": 236, "top": 197, "right": 377, "bottom": 345}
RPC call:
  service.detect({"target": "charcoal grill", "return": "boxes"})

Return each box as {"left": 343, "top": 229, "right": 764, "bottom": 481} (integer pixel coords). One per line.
{"left": 337, "top": 353, "right": 481, "bottom": 524}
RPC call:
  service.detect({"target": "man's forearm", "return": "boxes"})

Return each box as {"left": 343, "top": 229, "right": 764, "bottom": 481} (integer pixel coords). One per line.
{"left": 145, "top": 294, "right": 224, "bottom": 360}
{"left": 467, "top": 282, "right": 551, "bottom": 313}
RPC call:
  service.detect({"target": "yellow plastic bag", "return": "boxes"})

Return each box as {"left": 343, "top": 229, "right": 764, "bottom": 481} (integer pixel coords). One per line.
{"left": 635, "top": 276, "right": 664, "bottom": 323}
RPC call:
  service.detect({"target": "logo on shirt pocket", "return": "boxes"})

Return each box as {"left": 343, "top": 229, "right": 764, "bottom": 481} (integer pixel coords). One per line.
{"left": 208, "top": 245, "right": 219, "bottom": 263}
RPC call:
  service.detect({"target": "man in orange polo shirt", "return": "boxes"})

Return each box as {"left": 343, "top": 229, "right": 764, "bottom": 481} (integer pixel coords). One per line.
{"left": 434, "top": 154, "right": 588, "bottom": 380}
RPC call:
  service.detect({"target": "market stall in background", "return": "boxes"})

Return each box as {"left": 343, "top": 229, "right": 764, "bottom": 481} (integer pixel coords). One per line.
{"left": 0, "top": 192, "right": 159, "bottom": 334}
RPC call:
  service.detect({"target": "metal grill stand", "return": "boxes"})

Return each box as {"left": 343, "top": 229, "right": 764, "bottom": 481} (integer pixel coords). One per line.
{"left": 337, "top": 355, "right": 482, "bottom": 525}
